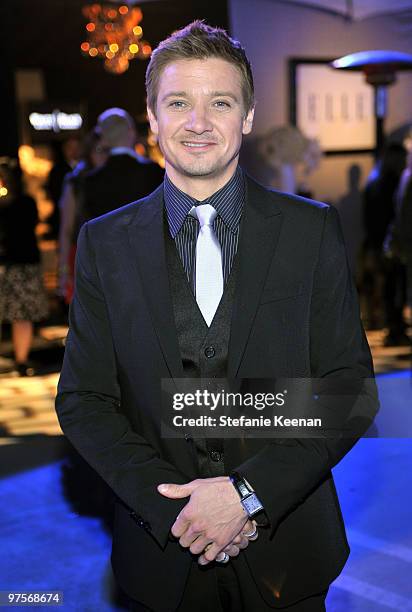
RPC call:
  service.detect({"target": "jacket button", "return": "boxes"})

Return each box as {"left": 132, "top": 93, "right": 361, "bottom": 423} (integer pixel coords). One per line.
{"left": 204, "top": 346, "right": 216, "bottom": 358}
{"left": 210, "top": 450, "right": 222, "bottom": 462}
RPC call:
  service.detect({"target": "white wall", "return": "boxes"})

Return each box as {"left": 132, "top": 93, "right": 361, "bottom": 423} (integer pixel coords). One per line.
{"left": 229, "top": 0, "right": 412, "bottom": 204}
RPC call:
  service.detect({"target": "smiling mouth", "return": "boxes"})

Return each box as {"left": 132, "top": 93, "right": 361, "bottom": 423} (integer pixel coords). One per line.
{"left": 181, "top": 141, "right": 217, "bottom": 148}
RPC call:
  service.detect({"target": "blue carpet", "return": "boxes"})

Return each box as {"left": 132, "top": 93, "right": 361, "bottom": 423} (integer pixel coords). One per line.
{"left": 1, "top": 456, "right": 122, "bottom": 611}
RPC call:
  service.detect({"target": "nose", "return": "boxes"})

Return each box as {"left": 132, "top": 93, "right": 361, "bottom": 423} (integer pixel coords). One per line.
{"left": 184, "top": 105, "right": 213, "bottom": 134}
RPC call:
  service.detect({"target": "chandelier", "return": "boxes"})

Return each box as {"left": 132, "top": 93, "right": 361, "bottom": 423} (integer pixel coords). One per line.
{"left": 81, "top": 3, "right": 152, "bottom": 74}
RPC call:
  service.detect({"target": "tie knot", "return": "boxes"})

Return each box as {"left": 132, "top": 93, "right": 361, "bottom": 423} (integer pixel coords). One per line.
{"left": 190, "top": 204, "right": 217, "bottom": 228}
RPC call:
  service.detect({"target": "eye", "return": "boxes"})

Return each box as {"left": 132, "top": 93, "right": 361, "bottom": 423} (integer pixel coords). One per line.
{"left": 213, "top": 100, "right": 231, "bottom": 109}
{"left": 168, "top": 100, "right": 187, "bottom": 109}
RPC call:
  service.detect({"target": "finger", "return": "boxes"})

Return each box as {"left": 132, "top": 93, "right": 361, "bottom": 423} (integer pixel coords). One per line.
{"left": 197, "top": 537, "right": 242, "bottom": 563}
{"left": 231, "top": 533, "right": 249, "bottom": 549}
{"left": 222, "top": 544, "right": 240, "bottom": 557}
{"left": 237, "top": 536, "right": 249, "bottom": 550}
{"left": 157, "top": 482, "right": 197, "bottom": 498}
{"left": 170, "top": 509, "right": 191, "bottom": 538}
{"left": 231, "top": 519, "right": 254, "bottom": 545}
{"left": 242, "top": 519, "right": 255, "bottom": 535}
{"left": 230, "top": 518, "right": 254, "bottom": 545}
{"left": 243, "top": 520, "right": 258, "bottom": 540}
{"left": 179, "top": 525, "right": 204, "bottom": 548}
{"left": 189, "top": 537, "right": 211, "bottom": 555}
{"left": 171, "top": 521, "right": 188, "bottom": 539}
{"left": 199, "top": 549, "right": 230, "bottom": 565}
{"left": 198, "top": 550, "right": 231, "bottom": 565}
{"left": 198, "top": 542, "right": 222, "bottom": 564}
{"left": 227, "top": 535, "right": 248, "bottom": 550}
{"left": 198, "top": 552, "right": 211, "bottom": 566}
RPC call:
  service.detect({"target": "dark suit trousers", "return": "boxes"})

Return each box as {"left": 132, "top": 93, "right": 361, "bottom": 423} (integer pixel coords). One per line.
{"left": 128, "top": 556, "right": 328, "bottom": 611}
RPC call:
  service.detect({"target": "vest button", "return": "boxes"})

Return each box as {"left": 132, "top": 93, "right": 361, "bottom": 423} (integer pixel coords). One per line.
{"left": 204, "top": 346, "right": 216, "bottom": 358}
{"left": 210, "top": 450, "right": 222, "bottom": 462}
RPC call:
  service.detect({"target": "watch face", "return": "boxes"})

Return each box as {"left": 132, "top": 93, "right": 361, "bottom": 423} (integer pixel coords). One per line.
{"left": 242, "top": 494, "right": 263, "bottom": 516}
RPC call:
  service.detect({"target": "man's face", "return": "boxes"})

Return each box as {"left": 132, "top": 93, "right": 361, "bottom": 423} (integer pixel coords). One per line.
{"left": 147, "top": 58, "right": 254, "bottom": 183}
{"left": 63, "top": 138, "right": 81, "bottom": 163}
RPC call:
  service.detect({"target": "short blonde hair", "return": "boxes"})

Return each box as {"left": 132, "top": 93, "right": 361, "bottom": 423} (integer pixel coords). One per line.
{"left": 97, "top": 108, "right": 135, "bottom": 148}
{"left": 146, "top": 20, "right": 254, "bottom": 115}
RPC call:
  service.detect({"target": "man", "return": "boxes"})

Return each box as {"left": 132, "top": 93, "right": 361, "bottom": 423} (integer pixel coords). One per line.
{"left": 45, "top": 137, "right": 81, "bottom": 239}
{"left": 81, "top": 107, "right": 164, "bottom": 221}
{"left": 56, "top": 21, "right": 378, "bottom": 612}
{"left": 398, "top": 154, "right": 412, "bottom": 316}
{"left": 385, "top": 148, "right": 412, "bottom": 339}
{"left": 362, "top": 143, "right": 407, "bottom": 339}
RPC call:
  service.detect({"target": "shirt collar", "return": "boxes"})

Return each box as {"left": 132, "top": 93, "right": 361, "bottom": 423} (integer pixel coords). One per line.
{"left": 110, "top": 147, "right": 147, "bottom": 163}
{"left": 164, "top": 166, "right": 245, "bottom": 238}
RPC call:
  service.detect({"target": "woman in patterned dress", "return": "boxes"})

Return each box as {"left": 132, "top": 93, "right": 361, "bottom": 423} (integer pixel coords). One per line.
{"left": 0, "top": 162, "right": 49, "bottom": 376}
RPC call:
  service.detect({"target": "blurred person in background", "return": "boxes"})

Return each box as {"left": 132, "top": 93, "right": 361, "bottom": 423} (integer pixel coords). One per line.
{"left": 58, "top": 129, "right": 108, "bottom": 305}
{"left": 361, "top": 143, "right": 407, "bottom": 332}
{"left": 44, "top": 137, "right": 81, "bottom": 240}
{"left": 81, "top": 107, "right": 164, "bottom": 222}
{"left": 0, "top": 161, "right": 49, "bottom": 376}
{"left": 399, "top": 150, "right": 412, "bottom": 320}
{"left": 384, "top": 146, "right": 412, "bottom": 337}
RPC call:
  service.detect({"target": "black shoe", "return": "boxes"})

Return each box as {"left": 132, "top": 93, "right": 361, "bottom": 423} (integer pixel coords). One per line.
{"left": 15, "top": 362, "right": 37, "bottom": 377}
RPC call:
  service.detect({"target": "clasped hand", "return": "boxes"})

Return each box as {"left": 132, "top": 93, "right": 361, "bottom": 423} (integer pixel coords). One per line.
{"left": 158, "top": 476, "right": 257, "bottom": 565}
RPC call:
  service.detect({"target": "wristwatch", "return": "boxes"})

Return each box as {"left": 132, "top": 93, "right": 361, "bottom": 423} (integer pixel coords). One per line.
{"left": 229, "top": 471, "right": 264, "bottom": 517}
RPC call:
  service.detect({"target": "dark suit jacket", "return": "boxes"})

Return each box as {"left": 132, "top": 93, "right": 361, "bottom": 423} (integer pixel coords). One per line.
{"left": 398, "top": 173, "right": 412, "bottom": 304}
{"left": 55, "top": 175, "right": 378, "bottom": 611}
{"left": 82, "top": 153, "right": 164, "bottom": 221}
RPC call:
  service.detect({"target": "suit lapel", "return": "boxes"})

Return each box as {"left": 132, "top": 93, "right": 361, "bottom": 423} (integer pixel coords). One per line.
{"left": 228, "top": 176, "right": 283, "bottom": 377}
{"left": 126, "top": 185, "right": 184, "bottom": 379}
{"left": 125, "top": 176, "right": 283, "bottom": 380}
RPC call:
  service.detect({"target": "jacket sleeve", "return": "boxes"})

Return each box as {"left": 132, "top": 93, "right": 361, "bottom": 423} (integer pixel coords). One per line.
{"left": 55, "top": 222, "right": 188, "bottom": 549}
{"left": 233, "top": 205, "right": 379, "bottom": 538}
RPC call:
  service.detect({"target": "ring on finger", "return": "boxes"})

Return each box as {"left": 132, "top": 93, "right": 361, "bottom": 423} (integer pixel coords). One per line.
{"left": 216, "top": 552, "right": 230, "bottom": 564}
{"left": 243, "top": 526, "right": 258, "bottom": 539}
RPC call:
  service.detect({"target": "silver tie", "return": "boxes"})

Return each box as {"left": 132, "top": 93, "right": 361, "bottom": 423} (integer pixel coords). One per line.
{"left": 190, "top": 204, "right": 223, "bottom": 326}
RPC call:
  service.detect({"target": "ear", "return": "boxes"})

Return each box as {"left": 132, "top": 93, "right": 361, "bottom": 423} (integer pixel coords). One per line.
{"left": 242, "top": 106, "right": 255, "bottom": 136}
{"left": 147, "top": 105, "right": 158, "bottom": 136}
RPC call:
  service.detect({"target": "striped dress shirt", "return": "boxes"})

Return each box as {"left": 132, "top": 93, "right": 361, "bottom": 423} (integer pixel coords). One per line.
{"left": 163, "top": 166, "right": 245, "bottom": 295}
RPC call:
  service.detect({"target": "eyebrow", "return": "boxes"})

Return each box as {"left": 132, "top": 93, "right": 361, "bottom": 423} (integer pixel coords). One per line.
{"left": 160, "top": 91, "right": 240, "bottom": 103}
{"left": 161, "top": 92, "right": 187, "bottom": 101}
{"left": 210, "top": 91, "right": 240, "bottom": 102}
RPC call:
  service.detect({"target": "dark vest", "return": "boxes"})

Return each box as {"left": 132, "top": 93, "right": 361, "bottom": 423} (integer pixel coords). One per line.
{"left": 164, "top": 212, "right": 238, "bottom": 478}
